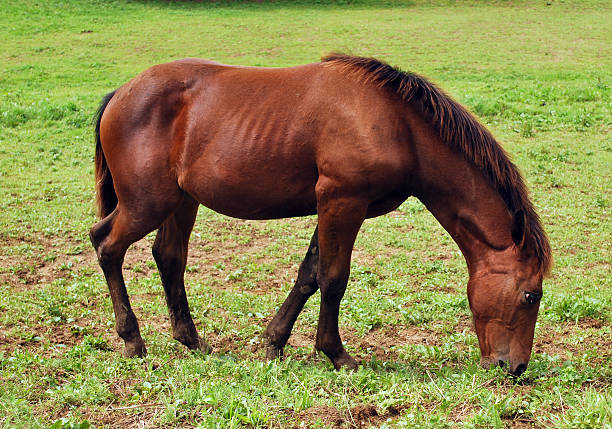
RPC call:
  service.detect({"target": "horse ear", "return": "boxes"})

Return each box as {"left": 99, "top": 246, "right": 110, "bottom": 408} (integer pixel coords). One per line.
{"left": 511, "top": 209, "right": 526, "bottom": 246}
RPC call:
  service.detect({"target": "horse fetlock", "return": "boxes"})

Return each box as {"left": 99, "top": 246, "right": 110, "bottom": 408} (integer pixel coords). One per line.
{"left": 263, "top": 322, "right": 290, "bottom": 345}
{"left": 265, "top": 342, "right": 284, "bottom": 361}
{"left": 314, "top": 334, "right": 342, "bottom": 357}
{"left": 314, "top": 340, "right": 358, "bottom": 370}
{"left": 172, "top": 324, "right": 200, "bottom": 348}
{"left": 263, "top": 324, "right": 289, "bottom": 360}
{"left": 115, "top": 312, "right": 141, "bottom": 341}
{"left": 171, "top": 321, "right": 211, "bottom": 354}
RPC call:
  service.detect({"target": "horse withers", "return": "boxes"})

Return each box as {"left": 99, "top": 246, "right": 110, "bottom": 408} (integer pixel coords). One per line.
{"left": 90, "top": 55, "right": 551, "bottom": 376}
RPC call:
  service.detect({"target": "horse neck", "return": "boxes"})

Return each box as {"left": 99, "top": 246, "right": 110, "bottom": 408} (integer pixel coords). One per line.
{"left": 406, "top": 115, "right": 516, "bottom": 276}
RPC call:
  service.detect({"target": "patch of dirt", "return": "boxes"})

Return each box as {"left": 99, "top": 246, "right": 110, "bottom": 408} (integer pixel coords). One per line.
{"left": 0, "top": 316, "right": 122, "bottom": 357}
{"left": 446, "top": 400, "right": 476, "bottom": 423}
{"left": 296, "top": 405, "right": 344, "bottom": 428}
{"left": 534, "top": 319, "right": 612, "bottom": 364}
{"left": 262, "top": 312, "right": 475, "bottom": 367}
{"left": 502, "top": 416, "right": 540, "bottom": 428}
{"left": 208, "top": 331, "right": 245, "bottom": 354}
{"left": 293, "top": 403, "right": 406, "bottom": 428}
{"left": 260, "top": 321, "right": 447, "bottom": 367}
{"left": 287, "top": 331, "right": 315, "bottom": 349}
{"left": 106, "top": 378, "right": 141, "bottom": 401}
{"left": 353, "top": 325, "right": 441, "bottom": 361}
{"left": 350, "top": 247, "right": 379, "bottom": 269}
{"left": 76, "top": 405, "right": 169, "bottom": 429}
{"left": 577, "top": 317, "right": 604, "bottom": 329}
{"left": 455, "top": 314, "right": 474, "bottom": 331}
{"left": 270, "top": 323, "right": 448, "bottom": 370}
{"left": 0, "top": 234, "right": 160, "bottom": 291}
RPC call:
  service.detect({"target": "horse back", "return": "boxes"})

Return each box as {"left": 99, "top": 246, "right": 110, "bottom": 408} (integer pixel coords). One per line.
{"left": 101, "top": 59, "right": 414, "bottom": 219}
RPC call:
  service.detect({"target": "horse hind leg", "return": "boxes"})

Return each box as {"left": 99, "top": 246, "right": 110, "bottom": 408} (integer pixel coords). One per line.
{"left": 152, "top": 195, "right": 211, "bottom": 354}
{"left": 264, "top": 226, "right": 319, "bottom": 360}
{"left": 90, "top": 207, "right": 166, "bottom": 357}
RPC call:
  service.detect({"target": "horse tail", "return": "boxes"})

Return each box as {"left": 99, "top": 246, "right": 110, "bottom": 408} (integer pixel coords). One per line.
{"left": 94, "top": 90, "right": 118, "bottom": 219}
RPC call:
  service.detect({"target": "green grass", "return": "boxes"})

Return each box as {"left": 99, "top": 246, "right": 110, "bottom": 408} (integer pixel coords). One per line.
{"left": 1, "top": 0, "right": 611, "bottom": 427}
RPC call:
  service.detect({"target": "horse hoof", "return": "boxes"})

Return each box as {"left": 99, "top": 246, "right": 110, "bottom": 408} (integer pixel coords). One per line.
{"left": 265, "top": 343, "right": 284, "bottom": 361}
{"left": 123, "top": 340, "right": 147, "bottom": 358}
{"left": 197, "top": 337, "right": 212, "bottom": 354}
{"left": 332, "top": 352, "right": 359, "bottom": 371}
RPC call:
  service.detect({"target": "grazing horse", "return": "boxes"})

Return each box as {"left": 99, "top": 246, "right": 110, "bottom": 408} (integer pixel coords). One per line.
{"left": 90, "top": 55, "right": 551, "bottom": 376}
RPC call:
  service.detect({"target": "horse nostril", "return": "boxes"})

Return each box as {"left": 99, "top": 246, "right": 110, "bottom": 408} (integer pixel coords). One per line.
{"left": 513, "top": 363, "right": 527, "bottom": 377}
{"left": 497, "top": 360, "right": 506, "bottom": 368}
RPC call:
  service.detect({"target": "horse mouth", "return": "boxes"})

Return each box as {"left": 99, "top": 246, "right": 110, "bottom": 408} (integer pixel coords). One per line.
{"left": 480, "top": 356, "right": 527, "bottom": 376}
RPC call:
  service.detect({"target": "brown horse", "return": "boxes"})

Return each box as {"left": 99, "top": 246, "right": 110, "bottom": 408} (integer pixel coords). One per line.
{"left": 90, "top": 55, "right": 551, "bottom": 376}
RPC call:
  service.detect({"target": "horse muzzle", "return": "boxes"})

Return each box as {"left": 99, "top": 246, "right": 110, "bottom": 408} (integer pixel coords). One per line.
{"left": 480, "top": 356, "right": 527, "bottom": 377}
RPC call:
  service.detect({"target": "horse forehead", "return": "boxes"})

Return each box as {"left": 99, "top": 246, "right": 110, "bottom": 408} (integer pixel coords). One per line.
{"left": 499, "top": 247, "right": 542, "bottom": 279}
{"left": 472, "top": 256, "right": 541, "bottom": 287}
{"left": 516, "top": 252, "right": 543, "bottom": 277}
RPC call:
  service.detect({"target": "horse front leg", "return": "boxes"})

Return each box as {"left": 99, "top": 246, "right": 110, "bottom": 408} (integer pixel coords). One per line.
{"left": 264, "top": 226, "right": 319, "bottom": 359}
{"left": 314, "top": 190, "right": 367, "bottom": 370}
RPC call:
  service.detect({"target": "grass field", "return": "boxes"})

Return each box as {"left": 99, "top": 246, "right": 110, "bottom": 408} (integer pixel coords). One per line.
{"left": 0, "top": 0, "right": 610, "bottom": 427}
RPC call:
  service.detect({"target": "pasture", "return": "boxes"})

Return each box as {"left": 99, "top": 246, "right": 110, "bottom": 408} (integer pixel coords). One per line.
{"left": 0, "top": 0, "right": 610, "bottom": 427}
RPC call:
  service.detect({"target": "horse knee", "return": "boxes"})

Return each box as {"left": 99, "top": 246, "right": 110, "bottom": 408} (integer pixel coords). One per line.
{"left": 152, "top": 243, "right": 177, "bottom": 265}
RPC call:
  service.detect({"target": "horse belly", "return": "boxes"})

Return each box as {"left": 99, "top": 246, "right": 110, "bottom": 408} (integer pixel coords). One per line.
{"left": 179, "top": 154, "right": 318, "bottom": 220}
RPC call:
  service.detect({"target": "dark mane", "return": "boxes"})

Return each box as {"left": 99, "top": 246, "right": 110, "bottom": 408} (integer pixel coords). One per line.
{"left": 322, "top": 54, "right": 551, "bottom": 276}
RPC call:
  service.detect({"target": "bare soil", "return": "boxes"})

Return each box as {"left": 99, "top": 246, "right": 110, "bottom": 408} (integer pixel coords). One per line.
{"left": 292, "top": 403, "right": 406, "bottom": 428}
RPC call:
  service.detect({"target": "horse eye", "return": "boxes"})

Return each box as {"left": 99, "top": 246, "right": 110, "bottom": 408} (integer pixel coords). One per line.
{"left": 524, "top": 291, "right": 541, "bottom": 305}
